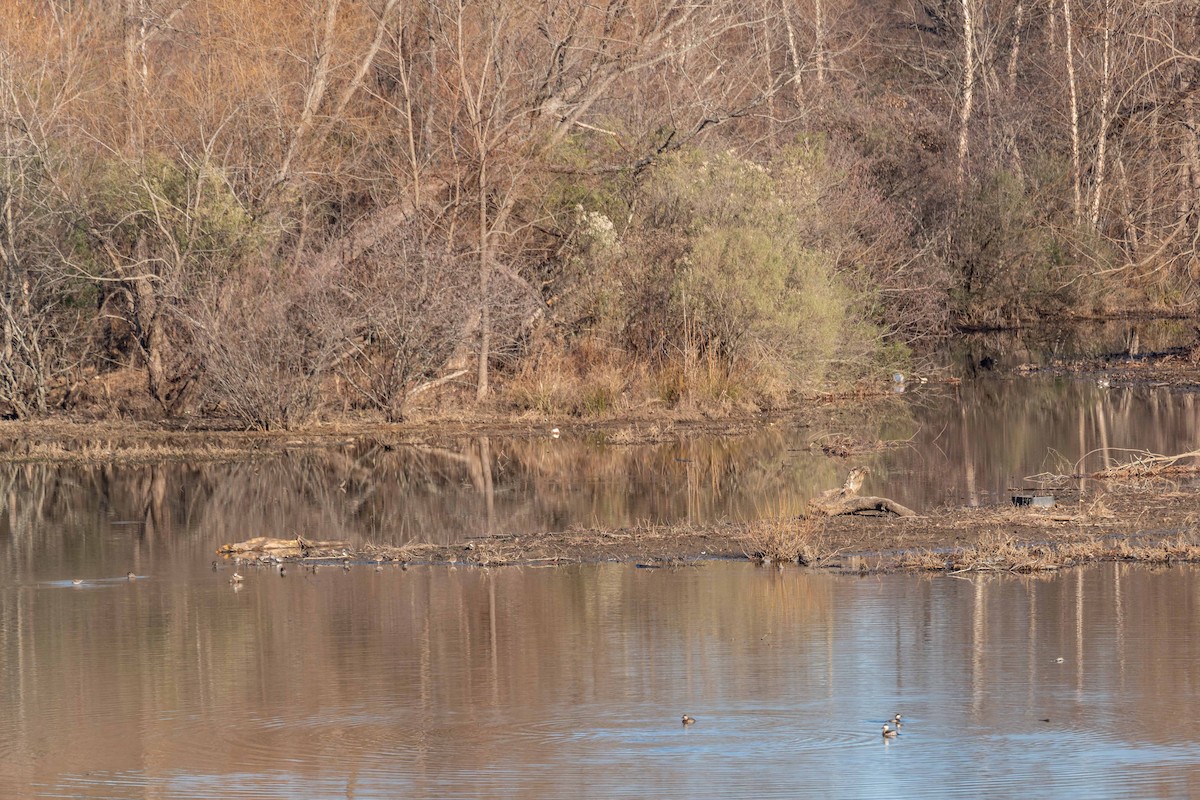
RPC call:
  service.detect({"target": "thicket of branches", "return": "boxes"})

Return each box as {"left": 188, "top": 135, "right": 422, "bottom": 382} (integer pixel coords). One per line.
{"left": 1, "top": 0, "right": 1198, "bottom": 426}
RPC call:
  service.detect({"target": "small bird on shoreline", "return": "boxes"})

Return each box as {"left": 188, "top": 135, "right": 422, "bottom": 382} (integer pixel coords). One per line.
{"left": 681, "top": 714, "right": 696, "bottom": 725}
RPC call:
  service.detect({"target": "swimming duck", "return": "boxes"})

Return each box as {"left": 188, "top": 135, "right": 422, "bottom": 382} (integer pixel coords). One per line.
{"left": 681, "top": 714, "right": 696, "bottom": 725}
{"left": 230, "top": 572, "right": 244, "bottom": 584}
{"left": 126, "top": 572, "right": 137, "bottom": 580}
{"left": 882, "top": 724, "right": 898, "bottom": 738}
{"left": 71, "top": 579, "right": 83, "bottom": 586}
{"left": 889, "top": 713, "right": 902, "bottom": 726}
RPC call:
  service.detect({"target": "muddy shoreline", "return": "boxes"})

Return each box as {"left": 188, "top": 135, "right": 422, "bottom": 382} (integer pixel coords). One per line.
{"left": 9, "top": 346, "right": 1200, "bottom": 571}
{"left": 0, "top": 410, "right": 812, "bottom": 463}
{"left": 214, "top": 479, "right": 1200, "bottom": 574}
{"left": 2, "top": 337, "right": 1197, "bottom": 463}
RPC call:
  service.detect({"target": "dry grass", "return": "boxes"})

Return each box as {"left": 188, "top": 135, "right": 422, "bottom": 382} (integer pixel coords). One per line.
{"left": 504, "top": 338, "right": 638, "bottom": 417}
{"left": 741, "top": 516, "right": 837, "bottom": 565}
{"left": 0, "top": 438, "right": 263, "bottom": 464}
{"left": 896, "top": 532, "right": 1200, "bottom": 574}
{"left": 812, "top": 432, "right": 894, "bottom": 458}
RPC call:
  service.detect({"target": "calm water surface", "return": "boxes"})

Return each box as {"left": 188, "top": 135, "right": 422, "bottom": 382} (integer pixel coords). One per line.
{"left": 2, "top": 562, "right": 1200, "bottom": 798}
{"left": 4, "top": 323, "right": 1200, "bottom": 797}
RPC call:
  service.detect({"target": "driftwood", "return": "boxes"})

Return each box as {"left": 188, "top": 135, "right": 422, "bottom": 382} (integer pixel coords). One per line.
{"left": 808, "top": 467, "right": 917, "bottom": 518}
{"left": 810, "top": 495, "right": 918, "bottom": 518}
{"left": 217, "top": 536, "right": 350, "bottom": 557}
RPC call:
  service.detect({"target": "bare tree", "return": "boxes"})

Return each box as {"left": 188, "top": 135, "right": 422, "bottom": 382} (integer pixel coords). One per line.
{"left": 335, "top": 227, "right": 475, "bottom": 421}
{"left": 0, "top": 39, "right": 88, "bottom": 417}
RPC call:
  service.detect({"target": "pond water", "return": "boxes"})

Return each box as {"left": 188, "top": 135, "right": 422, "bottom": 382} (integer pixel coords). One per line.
{"left": 3, "top": 320, "right": 1200, "bottom": 797}
{"left": 2, "top": 561, "right": 1200, "bottom": 798}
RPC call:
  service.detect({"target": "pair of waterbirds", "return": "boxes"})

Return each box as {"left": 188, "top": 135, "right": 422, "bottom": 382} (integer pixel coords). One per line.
{"left": 680, "top": 712, "right": 904, "bottom": 739}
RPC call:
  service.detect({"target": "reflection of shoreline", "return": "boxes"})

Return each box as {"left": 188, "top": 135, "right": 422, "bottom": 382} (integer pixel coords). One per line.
{"left": 3, "top": 378, "right": 1200, "bottom": 559}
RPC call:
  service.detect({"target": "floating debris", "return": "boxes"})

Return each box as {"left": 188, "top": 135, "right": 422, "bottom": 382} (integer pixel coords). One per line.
{"left": 1012, "top": 493, "right": 1055, "bottom": 508}
{"left": 217, "top": 537, "right": 350, "bottom": 558}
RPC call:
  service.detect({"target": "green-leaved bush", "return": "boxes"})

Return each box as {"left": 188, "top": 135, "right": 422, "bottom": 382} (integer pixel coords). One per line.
{"left": 573, "top": 147, "right": 884, "bottom": 404}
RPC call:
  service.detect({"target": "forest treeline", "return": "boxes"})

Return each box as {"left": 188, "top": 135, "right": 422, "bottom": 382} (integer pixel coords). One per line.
{"left": 1, "top": 0, "right": 1198, "bottom": 427}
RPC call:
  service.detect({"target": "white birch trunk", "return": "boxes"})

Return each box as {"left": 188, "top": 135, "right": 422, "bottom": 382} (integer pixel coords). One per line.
{"left": 956, "top": 0, "right": 977, "bottom": 199}
{"left": 1062, "top": 0, "right": 1083, "bottom": 224}
{"left": 1089, "top": 0, "right": 1113, "bottom": 229}
{"left": 1007, "top": 0, "right": 1023, "bottom": 98}
{"left": 813, "top": 0, "right": 827, "bottom": 85}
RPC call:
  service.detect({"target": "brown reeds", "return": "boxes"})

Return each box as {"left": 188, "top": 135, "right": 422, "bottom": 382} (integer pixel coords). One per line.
{"left": 897, "top": 532, "right": 1200, "bottom": 574}
{"left": 741, "top": 516, "right": 838, "bottom": 566}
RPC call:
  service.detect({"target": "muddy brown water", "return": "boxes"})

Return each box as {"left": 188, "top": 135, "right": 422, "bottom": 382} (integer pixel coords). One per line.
{"left": 4, "top": 322, "right": 1200, "bottom": 797}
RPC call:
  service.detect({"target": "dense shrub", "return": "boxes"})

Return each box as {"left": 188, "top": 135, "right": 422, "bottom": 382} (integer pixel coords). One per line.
{"left": 557, "top": 146, "right": 894, "bottom": 404}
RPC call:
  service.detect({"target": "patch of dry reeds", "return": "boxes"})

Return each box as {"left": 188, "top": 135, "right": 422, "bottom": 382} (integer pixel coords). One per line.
{"left": 742, "top": 516, "right": 836, "bottom": 565}
{"left": 0, "top": 438, "right": 259, "bottom": 464}
{"left": 897, "top": 532, "right": 1200, "bottom": 574}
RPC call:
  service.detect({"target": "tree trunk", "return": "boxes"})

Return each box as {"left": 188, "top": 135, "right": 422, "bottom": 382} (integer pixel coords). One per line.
{"left": 476, "top": 197, "right": 491, "bottom": 401}
{"left": 1006, "top": 0, "right": 1023, "bottom": 98}
{"left": 956, "top": 0, "right": 977, "bottom": 200}
{"left": 1062, "top": 0, "right": 1083, "bottom": 224}
{"left": 782, "top": 2, "right": 804, "bottom": 103}
{"left": 813, "top": 0, "right": 827, "bottom": 86}
{"left": 1090, "top": 0, "right": 1113, "bottom": 230}
{"left": 131, "top": 268, "right": 167, "bottom": 409}
{"left": 122, "top": 0, "right": 146, "bottom": 157}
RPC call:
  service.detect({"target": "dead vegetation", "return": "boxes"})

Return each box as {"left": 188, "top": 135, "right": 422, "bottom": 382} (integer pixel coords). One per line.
{"left": 214, "top": 521, "right": 1200, "bottom": 575}
{"left": 1090, "top": 448, "right": 1200, "bottom": 479}
{"left": 812, "top": 433, "right": 896, "bottom": 458}
{"left": 741, "top": 516, "right": 839, "bottom": 566}
{"left": 206, "top": 479, "right": 1200, "bottom": 573}
{"left": 1024, "top": 447, "right": 1200, "bottom": 484}
{"left": 897, "top": 532, "right": 1200, "bottom": 574}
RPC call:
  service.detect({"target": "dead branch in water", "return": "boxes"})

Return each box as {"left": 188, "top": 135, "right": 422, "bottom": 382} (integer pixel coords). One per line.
{"left": 1029, "top": 447, "right": 1200, "bottom": 482}
{"left": 1092, "top": 448, "right": 1200, "bottom": 478}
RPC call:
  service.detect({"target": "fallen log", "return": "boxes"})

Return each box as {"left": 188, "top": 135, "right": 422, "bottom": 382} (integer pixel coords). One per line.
{"left": 809, "top": 495, "right": 917, "bottom": 518}
{"left": 807, "top": 466, "right": 917, "bottom": 517}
